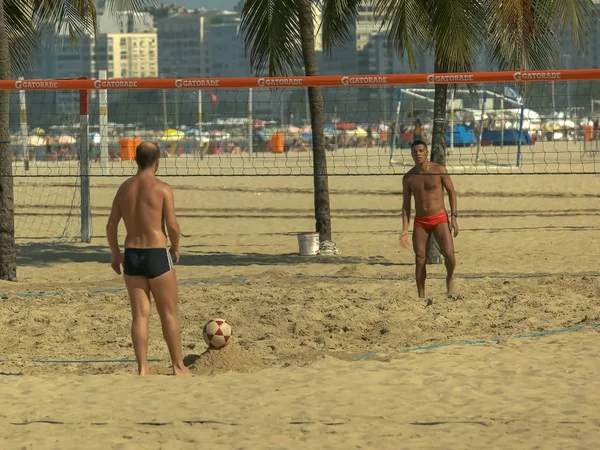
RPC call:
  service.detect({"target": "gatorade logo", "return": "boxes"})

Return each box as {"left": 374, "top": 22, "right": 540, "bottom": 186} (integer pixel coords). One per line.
{"left": 175, "top": 79, "right": 220, "bottom": 88}
{"left": 15, "top": 80, "right": 59, "bottom": 89}
{"left": 513, "top": 71, "right": 561, "bottom": 81}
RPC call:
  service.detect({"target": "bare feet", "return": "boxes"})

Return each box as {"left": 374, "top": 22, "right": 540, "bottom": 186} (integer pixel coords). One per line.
{"left": 138, "top": 364, "right": 151, "bottom": 376}
{"left": 172, "top": 363, "right": 192, "bottom": 376}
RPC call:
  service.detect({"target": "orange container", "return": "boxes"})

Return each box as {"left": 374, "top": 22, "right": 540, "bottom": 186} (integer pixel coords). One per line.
{"left": 119, "top": 137, "right": 141, "bottom": 160}
{"left": 270, "top": 133, "right": 285, "bottom": 153}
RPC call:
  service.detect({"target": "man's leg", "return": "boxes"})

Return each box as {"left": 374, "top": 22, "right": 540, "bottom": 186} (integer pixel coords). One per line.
{"left": 412, "top": 225, "right": 430, "bottom": 298}
{"left": 432, "top": 222, "right": 457, "bottom": 295}
{"left": 124, "top": 275, "right": 152, "bottom": 376}
{"left": 148, "top": 270, "right": 190, "bottom": 375}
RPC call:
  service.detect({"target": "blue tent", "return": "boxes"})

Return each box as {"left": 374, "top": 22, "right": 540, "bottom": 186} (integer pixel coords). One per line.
{"left": 445, "top": 124, "right": 476, "bottom": 146}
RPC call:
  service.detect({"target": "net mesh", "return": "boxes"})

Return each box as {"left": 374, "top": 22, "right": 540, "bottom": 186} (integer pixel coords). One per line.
{"left": 6, "top": 70, "right": 600, "bottom": 242}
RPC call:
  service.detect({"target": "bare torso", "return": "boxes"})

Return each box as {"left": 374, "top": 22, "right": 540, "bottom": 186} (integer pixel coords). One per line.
{"left": 116, "top": 174, "right": 168, "bottom": 249}
{"left": 404, "top": 162, "right": 446, "bottom": 217}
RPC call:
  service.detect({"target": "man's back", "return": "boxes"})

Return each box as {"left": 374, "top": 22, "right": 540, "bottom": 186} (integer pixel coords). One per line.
{"left": 118, "top": 174, "right": 168, "bottom": 249}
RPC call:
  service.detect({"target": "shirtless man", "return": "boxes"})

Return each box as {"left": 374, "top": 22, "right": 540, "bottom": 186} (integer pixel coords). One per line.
{"left": 106, "top": 141, "right": 190, "bottom": 376}
{"left": 400, "top": 140, "right": 459, "bottom": 298}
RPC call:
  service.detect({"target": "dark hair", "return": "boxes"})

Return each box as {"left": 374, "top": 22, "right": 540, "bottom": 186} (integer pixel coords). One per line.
{"left": 411, "top": 139, "right": 428, "bottom": 150}
{"left": 135, "top": 141, "right": 160, "bottom": 169}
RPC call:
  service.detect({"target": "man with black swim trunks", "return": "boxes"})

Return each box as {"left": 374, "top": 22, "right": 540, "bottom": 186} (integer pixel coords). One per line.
{"left": 106, "top": 141, "right": 190, "bottom": 376}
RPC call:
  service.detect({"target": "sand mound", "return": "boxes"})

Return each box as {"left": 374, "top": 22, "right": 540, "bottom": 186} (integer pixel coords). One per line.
{"left": 188, "top": 344, "right": 264, "bottom": 376}
{"left": 334, "top": 264, "right": 364, "bottom": 277}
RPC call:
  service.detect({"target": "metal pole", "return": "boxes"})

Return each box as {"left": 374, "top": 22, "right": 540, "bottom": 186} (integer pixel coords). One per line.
{"left": 99, "top": 70, "right": 109, "bottom": 176}
{"left": 79, "top": 77, "right": 91, "bottom": 243}
{"left": 18, "top": 77, "right": 29, "bottom": 171}
{"left": 248, "top": 88, "right": 253, "bottom": 158}
{"left": 280, "top": 89, "right": 285, "bottom": 130}
{"left": 305, "top": 87, "right": 310, "bottom": 125}
{"left": 500, "top": 97, "right": 505, "bottom": 149}
{"left": 475, "top": 89, "right": 487, "bottom": 163}
{"left": 198, "top": 90, "right": 203, "bottom": 160}
{"left": 449, "top": 88, "right": 455, "bottom": 153}
{"left": 517, "top": 98, "right": 525, "bottom": 167}
{"left": 162, "top": 89, "right": 168, "bottom": 129}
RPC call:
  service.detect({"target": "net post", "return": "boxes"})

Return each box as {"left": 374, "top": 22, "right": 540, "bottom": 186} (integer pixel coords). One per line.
{"left": 449, "top": 87, "right": 455, "bottom": 153}
{"left": 18, "top": 77, "right": 29, "bottom": 171}
{"left": 98, "top": 70, "right": 109, "bottom": 176}
{"left": 475, "top": 89, "right": 487, "bottom": 163}
{"left": 390, "top": 89, "right": 402, "bottom": 166}
{"left": 197, "top": 89, "right": 203, "bottom": 160}
{"left": 516, "top": 100, "right": 525, "bottom": 167}
{"left": 248, "top": 87, "right": 253, "bottom": 158}
{"left": 79, "top": 76, "right": 91, "bottom": 243}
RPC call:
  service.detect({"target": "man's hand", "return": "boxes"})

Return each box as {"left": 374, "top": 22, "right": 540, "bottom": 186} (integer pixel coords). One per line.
{"left": 111, "top": 253, "right": 123, "bottom": 275}
{"left": 450, "top": 217, "right": 459, "bottom": 238}
{"left": 170, "top": 247, "right": 180, "bottom": 264}
{"left": 399, "top": 231, "right": 409, "bottom": 248}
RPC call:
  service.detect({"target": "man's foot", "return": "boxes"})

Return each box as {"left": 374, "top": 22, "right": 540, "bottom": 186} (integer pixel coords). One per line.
{"left": 172, "top": 364, "right": 192, "bottom": 376}
{"left": 138, "top": 365, "right": 151, "bottom": 376}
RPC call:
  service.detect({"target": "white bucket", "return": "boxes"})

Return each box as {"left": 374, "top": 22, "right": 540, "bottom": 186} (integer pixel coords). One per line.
{"left": 297, "top": 232, "right": 320, "bottom": 256}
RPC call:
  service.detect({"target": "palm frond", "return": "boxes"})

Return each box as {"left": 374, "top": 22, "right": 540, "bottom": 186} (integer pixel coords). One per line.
{"left": 543, "top": 0, "right": 596, "bottom": 51}
{"left": 484, "top": 0, "right": 555, "bottom": 71}
{"left": 486, "top": 0, "right": 596, "bottom": 72}
{"left": 320, "top": 0, "right": 363, "bottom": 55}
{"left": 4, "top": 0, "right": 38, "bottom": 75}
{"left": 239, "top": 0, "right": 304, "bottom": 76}
{"left": 373, "top": 0, "right": 432, "bottom": 71}
{"left": 4, "top": 0, "right": 151, "bottom": 76}
{"left": 428, "top": 0, "right": 485, "bottom": 73}
{"left": 103, "top": 0, "right": 158, "bottom": 29}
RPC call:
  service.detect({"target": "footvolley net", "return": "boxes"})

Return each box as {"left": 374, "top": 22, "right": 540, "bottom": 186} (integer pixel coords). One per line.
{"left": 4, "top": 68, "right": 600, "bottom": 241}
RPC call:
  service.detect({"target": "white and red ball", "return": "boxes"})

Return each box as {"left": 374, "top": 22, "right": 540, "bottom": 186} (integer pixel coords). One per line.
{"left": 202, "top": 318, "right": 232, "bottom": 349}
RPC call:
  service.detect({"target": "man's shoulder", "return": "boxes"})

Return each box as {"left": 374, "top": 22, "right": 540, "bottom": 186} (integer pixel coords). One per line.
{"left": 427, "top": 162, "right": 448, "bottom": 174}
{"left": 404, "top": 167, "right": 417, "bottom": 176}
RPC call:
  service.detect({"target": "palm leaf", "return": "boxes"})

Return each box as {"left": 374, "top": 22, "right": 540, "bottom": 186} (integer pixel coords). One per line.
{"left": 239, "top": 0, "right": 304, "bottom": 76}
{"left": 4, "top": 0, "right": 152, "bottom": 76}
{"left": 373, "top": 0, "right": 432, "bottom": 71}
{"left": 548, "top": 0, "right": 596, "bottom": 51}
{"left": 320, "top": 0, "right": 364, "bottom": 55}
{"left": 427, "top": 0, "right": 485, "bottom": 73}
{"left": 486, "top": 0, "right": 596, "bottom": 72}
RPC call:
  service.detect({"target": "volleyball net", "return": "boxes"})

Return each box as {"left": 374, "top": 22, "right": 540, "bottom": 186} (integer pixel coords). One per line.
{"left": 5, "top": 68, "right": 600, "bottom": 241}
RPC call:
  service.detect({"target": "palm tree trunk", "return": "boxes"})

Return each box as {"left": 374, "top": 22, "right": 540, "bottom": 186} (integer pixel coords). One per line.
{"left": 298, "top": 0, "right": 332, "bottom": 243}
{"left": 0, "top": 0, "right": 16, "bottom": 281}
{"left": 426, "top": 58, "right": 449, "bottom": 265}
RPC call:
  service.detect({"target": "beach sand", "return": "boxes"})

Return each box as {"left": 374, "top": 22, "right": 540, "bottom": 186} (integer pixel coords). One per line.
{"left": 2, "top": 150, "right": 600, "bottom": 448}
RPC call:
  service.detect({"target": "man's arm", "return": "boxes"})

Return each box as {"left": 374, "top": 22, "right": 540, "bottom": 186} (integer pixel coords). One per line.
{"left": 106, "top": 193, "right": 122, "bottom": 256}
{"left": 401, "top": 175, "right": 412, "bottom": 234}
{"left": 162, "top": 184, "right": 180, "bottom": 253}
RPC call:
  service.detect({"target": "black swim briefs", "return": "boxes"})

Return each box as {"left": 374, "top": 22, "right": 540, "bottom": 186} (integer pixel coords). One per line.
{"left": 123, "top": 248, "right": 174, "bottom": 279}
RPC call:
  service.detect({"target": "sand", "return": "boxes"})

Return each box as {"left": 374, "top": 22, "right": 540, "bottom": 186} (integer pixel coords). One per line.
{"left": 2, "top": 152, "right": 600, "bottom": 448}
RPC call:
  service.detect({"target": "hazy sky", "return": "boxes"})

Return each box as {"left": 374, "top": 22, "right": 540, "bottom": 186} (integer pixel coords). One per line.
{"left": 173, "top": 0, "right": 239, "bottom": 10}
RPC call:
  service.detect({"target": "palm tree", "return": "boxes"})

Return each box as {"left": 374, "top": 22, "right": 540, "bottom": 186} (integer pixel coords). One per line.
{"left": 0, "top": 0, "right": 148, "bottom": 281}
{"left": 239, "top": 0, "right": 363, "bottom": 245}
{"left": 371, "top": 0, "right": 596, "bottom": 263}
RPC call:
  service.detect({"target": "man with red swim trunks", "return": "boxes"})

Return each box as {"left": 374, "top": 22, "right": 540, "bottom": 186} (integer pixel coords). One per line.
{"left": 400, "top": 140, "right": 459, "bottom": 298}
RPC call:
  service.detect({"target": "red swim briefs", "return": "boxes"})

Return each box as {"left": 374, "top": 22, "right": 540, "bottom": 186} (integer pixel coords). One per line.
{"left": 414, "top": 211, "right": 448, "bottom": 232}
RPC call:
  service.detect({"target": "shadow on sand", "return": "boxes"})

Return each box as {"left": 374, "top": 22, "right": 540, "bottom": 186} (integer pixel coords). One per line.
{"left": 17, "top": 243, "right": 407, "bottom": 268}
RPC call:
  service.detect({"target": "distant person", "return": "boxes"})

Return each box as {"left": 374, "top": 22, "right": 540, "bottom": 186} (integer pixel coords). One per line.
{"left": 106, "top": 141, "right": 190, "bottom": 376}
{"left": 413, "top": 119, "right": 423, "bottom": 142}
{"left": 400, "top": 140, "right": 459, "bottom": 299}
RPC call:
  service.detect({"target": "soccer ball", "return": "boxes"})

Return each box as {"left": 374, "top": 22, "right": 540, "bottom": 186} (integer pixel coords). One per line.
{"left": 202, "top": 318, "right": 232, "bottom": 349}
